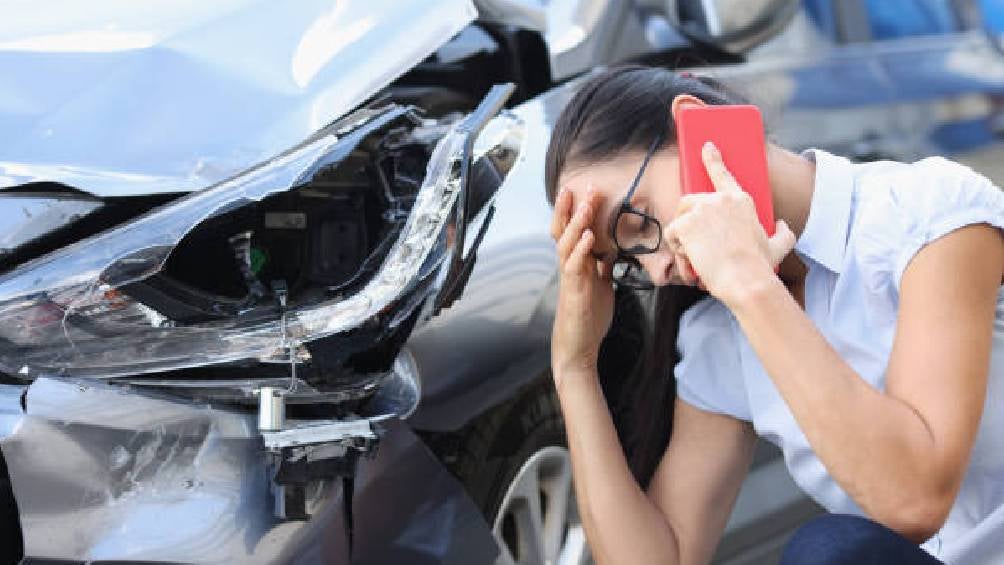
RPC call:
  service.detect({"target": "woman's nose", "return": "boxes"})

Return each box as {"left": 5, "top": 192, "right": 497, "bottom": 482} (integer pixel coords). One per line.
{"left": 637, "top": 252, "right": 674, "bottom": 286}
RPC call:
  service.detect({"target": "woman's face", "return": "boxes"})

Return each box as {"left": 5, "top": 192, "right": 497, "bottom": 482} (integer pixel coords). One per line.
{"left": 558, "top": 145, "right": 692, "bottom": 286}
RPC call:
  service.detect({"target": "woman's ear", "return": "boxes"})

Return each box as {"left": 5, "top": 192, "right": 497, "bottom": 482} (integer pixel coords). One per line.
{"left": 670, "top": 94, "right": 707, "bottom": 124}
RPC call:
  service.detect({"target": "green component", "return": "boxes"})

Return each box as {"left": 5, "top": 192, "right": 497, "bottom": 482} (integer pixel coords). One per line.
{"left": 250, "top": 247, "right": 268, "bottom": 275}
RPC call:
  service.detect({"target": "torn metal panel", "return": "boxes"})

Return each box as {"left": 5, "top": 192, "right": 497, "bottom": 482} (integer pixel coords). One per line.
{"left": 3, "top": 378, "right": 290, "bottom": 563}
{"left": 0, "top": 91, "right": 525, "bottom": 380}
{"left": 0, "top": 0, "right": 478, "bottom": 197}
{"left": 0, "top": 377, "right": 496, "bottom": 563}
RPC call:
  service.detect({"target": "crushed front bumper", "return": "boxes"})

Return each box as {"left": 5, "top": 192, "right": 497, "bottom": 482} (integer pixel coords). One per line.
{"left": 0, "top": 377, "right": 497, "bottom": 564}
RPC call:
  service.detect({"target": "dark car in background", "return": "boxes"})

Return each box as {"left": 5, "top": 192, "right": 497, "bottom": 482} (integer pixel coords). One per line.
{"left": 0, "top": 1, "right": 1001, "bottom": 564}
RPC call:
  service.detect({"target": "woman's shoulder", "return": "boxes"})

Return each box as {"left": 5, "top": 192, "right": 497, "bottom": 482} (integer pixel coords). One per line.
{"left": 854, "top": 154, "right": 1001, "bottom": 210}
{"left": 850, "top": 155, "right": 1004, "bottom": 289}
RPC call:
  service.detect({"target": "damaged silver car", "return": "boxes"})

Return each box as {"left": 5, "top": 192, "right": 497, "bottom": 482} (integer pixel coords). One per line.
{"left": 0, "top": 0, "right": 813, "bottom": 563}
{"left": 0, "top": 0, "right": 584, "bottom": 562}
{"left": 0, "top": 1, "right": 534, "bottom": 561}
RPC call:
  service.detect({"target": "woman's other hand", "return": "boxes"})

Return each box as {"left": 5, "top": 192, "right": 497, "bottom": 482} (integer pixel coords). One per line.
{"left": 550, "top": 187, "right": 615, "bottom": 386}
{"left": 665, "top": 142, "right": 796, "bottom": 306}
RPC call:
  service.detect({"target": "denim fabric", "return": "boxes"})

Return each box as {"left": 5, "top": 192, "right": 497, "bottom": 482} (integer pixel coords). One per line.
{"left": 781, "top": 514, "right": 944, "bottom": 565}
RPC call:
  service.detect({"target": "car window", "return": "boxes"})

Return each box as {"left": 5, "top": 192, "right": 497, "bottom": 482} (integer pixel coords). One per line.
{"left": 803, "top": 0, "right": 963, "bottom": 43}
{"left": 864, "top": 0, "right": 959, "bottom": 39}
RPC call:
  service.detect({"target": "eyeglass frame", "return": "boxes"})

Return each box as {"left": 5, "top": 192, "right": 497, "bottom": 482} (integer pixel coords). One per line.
{"left": 608, "top": 131, "right": 666, "bottom": 289}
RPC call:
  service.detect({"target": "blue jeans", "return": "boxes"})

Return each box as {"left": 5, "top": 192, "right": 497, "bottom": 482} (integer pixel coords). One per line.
{"left": 781, "top": 514, "right": 944, "bottom": 565}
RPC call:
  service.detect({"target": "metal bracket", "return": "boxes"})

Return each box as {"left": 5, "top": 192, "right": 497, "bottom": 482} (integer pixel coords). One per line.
{"left": 264, "top": 418, "right": 383, "bottom": 521}
{"left": 262, "top": 417, "right": 381, "bottom": 450}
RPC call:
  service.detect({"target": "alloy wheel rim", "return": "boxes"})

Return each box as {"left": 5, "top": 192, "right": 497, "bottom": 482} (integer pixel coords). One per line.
{"left": 492, "top": 445, "right": 588, "bottom": 565}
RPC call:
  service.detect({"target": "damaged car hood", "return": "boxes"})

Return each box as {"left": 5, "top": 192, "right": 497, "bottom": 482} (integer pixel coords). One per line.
{"left": 0, "top": 0, "right": 476, "bottom": 197}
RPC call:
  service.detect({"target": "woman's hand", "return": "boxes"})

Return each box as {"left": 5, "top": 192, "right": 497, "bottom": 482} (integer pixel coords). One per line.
{"left": 550, "top": 187, "right": 615, "bottom": 386}
{"left": 665, "top": 142, "right": 796, "bottom": 307}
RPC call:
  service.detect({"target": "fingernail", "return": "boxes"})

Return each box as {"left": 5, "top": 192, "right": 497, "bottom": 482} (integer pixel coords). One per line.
{"left": 703, "top": 141, "right": 717, "bottom": 155}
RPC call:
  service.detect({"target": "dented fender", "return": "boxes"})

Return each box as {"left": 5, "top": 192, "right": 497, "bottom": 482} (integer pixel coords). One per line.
{"left": 0, "top": 378, "right": 496, "bottom": 563}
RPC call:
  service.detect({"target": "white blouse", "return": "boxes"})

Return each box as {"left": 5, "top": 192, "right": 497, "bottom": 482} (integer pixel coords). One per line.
{"left": 674, "top": 149, "right": 1004, "bottom": 563}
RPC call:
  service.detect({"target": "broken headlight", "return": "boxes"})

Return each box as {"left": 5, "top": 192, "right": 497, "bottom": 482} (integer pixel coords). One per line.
{"left": 0, "top": 86, "right": 523, "bottom": 380}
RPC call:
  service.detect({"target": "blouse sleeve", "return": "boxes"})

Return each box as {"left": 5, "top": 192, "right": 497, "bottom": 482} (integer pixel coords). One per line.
{"left": 887, "top": 157, "right": 1004, "bottom": 289}
{"left": 674, "top": 297, "right": 751, "bottom": 420}
{"left": 854, "top": 157, "right": 1004, "bottom": 293}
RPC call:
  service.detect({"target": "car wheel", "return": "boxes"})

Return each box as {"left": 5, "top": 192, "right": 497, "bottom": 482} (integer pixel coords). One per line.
{"left": 492, "top": 443, "right": 587, "bottom": 565}
{"left": 437, "top": 381, "right": 590, "bottom": 565}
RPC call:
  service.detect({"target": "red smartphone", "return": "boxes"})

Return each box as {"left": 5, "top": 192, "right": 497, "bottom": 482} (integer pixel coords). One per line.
{"left": 675, "top": 104, "right": 775, "bottom": 236}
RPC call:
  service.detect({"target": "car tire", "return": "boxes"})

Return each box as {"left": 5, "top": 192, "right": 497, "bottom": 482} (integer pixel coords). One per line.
{"left": 444, "top": 380, "right": 589, "bottom": 565}
{"left": 422, "top": 289, "right": 645, "bottom": 564}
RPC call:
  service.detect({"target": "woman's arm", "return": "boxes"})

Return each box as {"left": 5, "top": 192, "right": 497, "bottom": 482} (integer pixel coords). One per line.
{"left": 667, "top": 143, "right": 1004, "bottom": 542}
{"left": 557, "top": 369, "right": 756, "bottom": 565}
{"left": 551, "top": 188, "right": 756, "bottom": 565}
{"left": 727, "top": 223, "right": 1003, "bottom": 542}
{"left": 647, "top": 398, "right": 758, "bottom": 564}
{"left": 556, "top": 366, "right": 679, "bottom": 565}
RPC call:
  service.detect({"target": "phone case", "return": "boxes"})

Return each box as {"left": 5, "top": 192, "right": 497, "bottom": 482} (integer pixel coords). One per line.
{"left": 675, "top": 104, "right": 775, "bottom": 236}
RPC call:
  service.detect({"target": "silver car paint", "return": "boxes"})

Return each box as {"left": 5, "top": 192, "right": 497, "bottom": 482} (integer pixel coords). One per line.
{"left": 0, "top": 0, "right": 476, "bottom": 197}
{"left": 0, "top": 78, "right": 556, "bottom": 564}
{"left": 0, "top": 377, "right": 496, "bottom": 563}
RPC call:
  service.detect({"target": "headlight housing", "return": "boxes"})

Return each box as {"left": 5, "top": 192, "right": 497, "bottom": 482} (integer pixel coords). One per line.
{"left": 0, "top": 86, "right": 523, "bottom": 380}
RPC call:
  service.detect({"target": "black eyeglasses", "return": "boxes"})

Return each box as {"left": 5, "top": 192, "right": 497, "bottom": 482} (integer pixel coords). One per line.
{"left": 609, "top": 133, "right": 664, "bottom": 290}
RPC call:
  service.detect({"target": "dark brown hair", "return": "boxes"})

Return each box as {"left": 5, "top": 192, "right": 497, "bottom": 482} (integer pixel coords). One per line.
{"left": 545, "top": 65, "right": 747, "bottom": 487}
{"left": 545, "top": 64, "right": 745, "bottom": 204}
